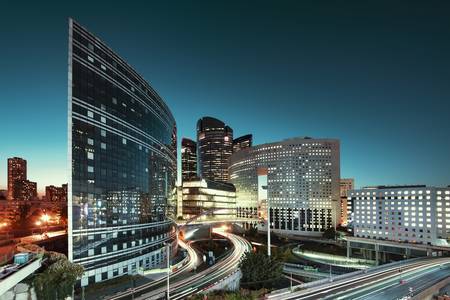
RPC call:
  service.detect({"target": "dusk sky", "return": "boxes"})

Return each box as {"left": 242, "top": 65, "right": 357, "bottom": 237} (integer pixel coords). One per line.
{"left": 1, "top": 1, "right": 450, "bottom": 193}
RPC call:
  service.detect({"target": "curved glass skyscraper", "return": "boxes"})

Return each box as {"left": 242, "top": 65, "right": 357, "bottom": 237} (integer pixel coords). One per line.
{"left": 68, "top": 19, "right": 177, "bottom": 286}
{"left": 197, "top": 117, "right": 233, "bottom": 182}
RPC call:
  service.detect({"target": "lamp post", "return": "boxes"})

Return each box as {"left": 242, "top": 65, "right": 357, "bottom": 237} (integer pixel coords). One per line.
{"left": 165, "top": 242, "right": 170, "bottom": 299}
{"left": 40, "top": 213, "right": 50, "bottom": 236}
{"left": 267, "top": 199, "right": 271, "bottom": 257}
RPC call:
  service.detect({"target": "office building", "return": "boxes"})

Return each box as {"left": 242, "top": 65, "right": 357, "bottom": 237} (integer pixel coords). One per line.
{"left": 350, "top": 185, "right": 450, "bottom": 246}
{"left": 15, "top": 180, "right": 37, "bottom": 201}
{"left": 181, "top": 138, "right": 197, "bottom": 182}
{"left": 233, "top": 134, "right": 252, "bottom": 153}
{"left": 197, "top": 117, "right": 233, "bottom": 182}
{"left": 7, "top": 157, "right": 27, "bottom": 200}
{"left": 182, "top": 178, "right": 236, "bottom": 221}
{"left": 68, "top": 19, "right": 177, "bottom": 286}
{"left": 46, "top": 184, "right": 68, "bottom": 218}
{"left": 45, "top": 184, "right": 68, "bottom": 202}
{"left": 340, "top": 178, "right": 354, "bottom": 226}
{"left": 229, "top": 137, "right": 340, "bottom": 236}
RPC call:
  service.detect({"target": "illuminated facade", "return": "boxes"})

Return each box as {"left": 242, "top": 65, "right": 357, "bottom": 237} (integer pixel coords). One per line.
{"left": 45, "top": 184, "right": 68, "bottom": 202}
{"left": 233, "top": 134, "right": 253, "bottom": 153}
{"left": 229, "top": 137, "right": 340, "bottom": 236}
{"left": 68, "top": 19, "right": 177, "bottom": 286}
{"left": 197, "top": 117, "right": 233, "bottom": 182}
{"left": 7, "top": 157, "right": 27, "bottom": 201}
{"left": 340, "top": 178, "right": 354, "bottom": 226}
{"left": 351, "top": 186, "right": 450, "bottom": 246}
{"left": 182, "top": 179, "right": 236, "bottom": 221}
{"left": 181, "top": 138, "right": 197, "bottom": 182}
{"left": 15, "top": 180, "right": 37, "bottom": 201}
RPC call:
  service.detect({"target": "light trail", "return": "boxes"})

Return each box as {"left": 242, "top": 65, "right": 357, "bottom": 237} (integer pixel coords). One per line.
{"left": 108, "top": 227, "right": 251, "bottom": 300}
{"left": 267, "top": 257, "right": 450, "bottom": 300}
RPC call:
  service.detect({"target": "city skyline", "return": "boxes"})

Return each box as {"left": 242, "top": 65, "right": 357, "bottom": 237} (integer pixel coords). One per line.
{"left": 2, "top": 1, "right": 450, "bottom": 192}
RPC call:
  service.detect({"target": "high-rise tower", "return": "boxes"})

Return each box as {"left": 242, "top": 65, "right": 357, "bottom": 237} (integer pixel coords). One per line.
{"left": 232, "top": 134, "right": 252, "bottom": 153}
{"left": 68, "top": 19, "right": 177, "bottom": 286}
{"left": 196, "top": 117, "right": 233, "bottom": 182}
{"left": 181, "top": 138, "right": 197, "bottom": 182}
{"left": 7, "top": 157, "right": 28, "bottom": 200}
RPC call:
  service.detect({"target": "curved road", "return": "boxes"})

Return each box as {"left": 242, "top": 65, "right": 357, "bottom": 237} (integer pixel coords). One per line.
{"left": 144, "top": 229, "right": 251, "bottom": 300}
{"left": 268, "top": 257, "right": 450, "bottom": 300}
{"left": 108, "top": 239, "right": 200, "bottom": 300}
{"left": 108, "top": 228, "right": 251, "bottom": 300}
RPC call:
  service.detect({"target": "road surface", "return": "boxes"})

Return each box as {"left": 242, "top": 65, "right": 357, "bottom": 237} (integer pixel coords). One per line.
{"left": 267, "top": 257, "right": 450, "bottom": 300}
{"left": 108, "top": 229, "right": 251, "bottom": 300}
{"left": 334, "top": 264, "right": 450, "bottom": 300}
{"left": 107, "top": 238, "right": 201, "bottom": 300}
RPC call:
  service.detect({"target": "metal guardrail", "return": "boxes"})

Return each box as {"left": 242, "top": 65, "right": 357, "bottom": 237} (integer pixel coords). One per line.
{"left": 267, "top": 257, "right": 428, "bottom": 297}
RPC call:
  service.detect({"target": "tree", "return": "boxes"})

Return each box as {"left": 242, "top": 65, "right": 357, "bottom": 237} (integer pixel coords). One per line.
{"left": 33, "top": 252, "right": 84, "bottom": 300}
{"left": 244, "top": 226, "right": 258, "bottom": 238}
{"left": 13, "top": 202, "right": 31, "bottom": 229}
{"left": 239, "top": 251, "right": 282, "bottom": 289}
{"left": 323, "top": 227, "right": 337, "bottom": 239}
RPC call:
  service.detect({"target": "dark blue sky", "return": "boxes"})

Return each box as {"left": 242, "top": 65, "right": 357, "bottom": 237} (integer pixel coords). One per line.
{"left": 1, "top": 1, "right": 450, "bottom": 192}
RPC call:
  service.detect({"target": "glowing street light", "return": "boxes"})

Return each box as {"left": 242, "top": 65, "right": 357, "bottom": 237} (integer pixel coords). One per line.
{"left": 41, "top": 214, "right": 50, "bottom": 222}
{"left": 41, "top": 213, "right": 50, "bottom": 234}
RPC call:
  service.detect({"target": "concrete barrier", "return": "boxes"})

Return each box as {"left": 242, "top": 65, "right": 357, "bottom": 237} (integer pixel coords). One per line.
{"left": 412, "top": 276, "right": 450, "bottom": 300}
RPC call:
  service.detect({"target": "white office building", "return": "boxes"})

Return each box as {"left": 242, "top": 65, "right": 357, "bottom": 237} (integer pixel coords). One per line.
{"left": 229, "top": 137, "right": 340, "bottom": 237}
{"left": 351, "top": 185, "right": 450, "bottom": 246}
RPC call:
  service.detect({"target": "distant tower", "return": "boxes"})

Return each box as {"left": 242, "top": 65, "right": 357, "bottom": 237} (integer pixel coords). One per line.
{"left": 340, "top": 178, "right": 355, "bottom": 226}
{"left": 181, "top": 138, "right": 197, "bottom": 182}
{"left": 233, "top": 134, "right": 253, "bottom": 153}
{"left": 197, "top": 117, "right": 233, "bottom": 182}
{"left": 7, "top": 157, "right": 27, "bottom": 200}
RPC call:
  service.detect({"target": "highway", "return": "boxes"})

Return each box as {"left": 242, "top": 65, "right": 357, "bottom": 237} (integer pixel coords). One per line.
{"left": 267, "top": 257, "right": 450, "bottom": 300}
{"left": 108, "top": 228, "right": 251, "bottom": 300}
{"left": 107, "top": 238, "right": 201, "bottom": 300}
{"left": 143, "top": 229, "right": 251, "bottom": 300}
{"left": 334, "top": 263, "right": 450, "bottom": 300}
{"left": 17, "top": 230, "right": 66, "bottom": 244}
{"left": 283, "top": 264, "right": 330, "bottom": 279}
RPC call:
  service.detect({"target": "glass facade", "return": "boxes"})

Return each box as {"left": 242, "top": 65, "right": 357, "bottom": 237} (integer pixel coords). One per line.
{"left": 182, "top": 179, "right": 236, "bottom": 221}
{"left": 232, "top": 134, "right": 253, "bottom": 153}
{"left": 197, "top": 117, "right": 233, "bottom": 182}
{"left": 181, "top": 138, "right": 197, "bottom": 182}
{"left": 68, "top": 19, "right": 177, "bottom": 286}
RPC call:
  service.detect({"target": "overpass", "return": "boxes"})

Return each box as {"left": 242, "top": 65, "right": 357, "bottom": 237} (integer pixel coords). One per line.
{"left": 177, "top": 218, "right": 255, "bottom": 226}
{"left": 346, "top": 236, "right": 450, "bottom": 265}
{"left": 282, "top": 263, "right": 331, "bottom": 280}
{"left": 0, "top": 256, "right": 43, "bottom": 297}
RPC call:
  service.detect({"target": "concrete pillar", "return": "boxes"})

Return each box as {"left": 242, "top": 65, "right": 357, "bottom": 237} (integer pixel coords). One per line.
{"left": 405, "top": 248, "right": 411, "bottom": 259}
{"left": 375, "top": 244, "right": 380, "bottom": 266}
{"left": 346, "top": 240, "right": 351, "bottom": 258}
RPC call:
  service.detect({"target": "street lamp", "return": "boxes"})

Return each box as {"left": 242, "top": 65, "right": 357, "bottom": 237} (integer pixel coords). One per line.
{"left": 164, "top": 242, "right": 170, "bottom": 299}
{"left": 41, "top": 213, "right": 50, "bottom": 234}
{"left": 267, "top": 199, "right": 271, "bottom": 257}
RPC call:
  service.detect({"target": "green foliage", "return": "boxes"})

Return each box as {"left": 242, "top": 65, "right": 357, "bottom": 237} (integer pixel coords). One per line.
{"left": 189, "top": 289, "right": 267, "bottom": 299}
{"left": 33, "top": 252, "right": 84, "bottom": 300}
{"left": 239, "top": 251, "right": 283, "bottom": 289}
{"left": 13, "top": 203, "right": 31, "bottom": 228}
{"left": 275, "top": 247, "right": 294, "bottom": 263}
{"left": 244, "top": 226, "right": 258, "bottom": 238}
